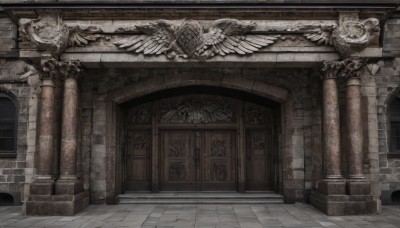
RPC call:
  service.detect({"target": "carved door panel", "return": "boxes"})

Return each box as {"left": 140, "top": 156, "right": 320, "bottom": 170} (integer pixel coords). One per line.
{"left": 246, "top": 130, "right": 273, "bottom": 191}
{"left": 202, "top": 130, "right": 236, "bottom": 191}
{"left": 126, "top": 130, "right": 151, "bottom": 191}
{"left": 160, "top": 130, "right": 198, "bottom": 191}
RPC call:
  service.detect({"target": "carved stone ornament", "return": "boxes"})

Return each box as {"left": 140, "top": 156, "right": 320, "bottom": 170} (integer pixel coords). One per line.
{"left": 160, "top": 99, "right": 234, "bottom": 124}
{"left": 58, "top": 60, "right": 82, "bottom": 79}
{"left": 114, "top": 19, "right": 280, "bottom": 59}
{"left": 19, "top": 65, "right": 41, "bottom": 94}
{"left": 25, "top": 58, "right": 83, "bottom": 80}
{"left": 304, "top": 18, "right": 379, "bottom": 57}
{"left": 19, "top": 18, "right": 103, "bottom": 58}
{"left": 332, "top": 18, "right": 380, "bottom": 57}
{"left": 322, "top": 58, "right": 363, "bottom": 80}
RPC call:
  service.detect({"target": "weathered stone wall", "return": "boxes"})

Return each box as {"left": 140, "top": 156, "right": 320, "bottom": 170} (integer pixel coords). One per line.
{"left": 0, "top": 59, "right": 35, "bottom": 205}
{"left": 375, "top": 14, "right": 400, "bottom": 205}
{"left": 0, "top": 15, "right": 17, "bottom": 58}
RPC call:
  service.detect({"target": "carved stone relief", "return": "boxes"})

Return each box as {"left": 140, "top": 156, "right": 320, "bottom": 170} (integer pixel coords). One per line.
{"left": 114, "top": 19, "right": 280, "bottom": 59}
{"left": 19, "top": 17, "right": 103, "bottom": 58}
{"left": 19, "top": 15, "right": 380, "bottom": 60}
{"left": 160, "top": 99, "right": 234, "bottom": 124}
{"left": 244, "top": 104, "right": 270, "bottom": 124}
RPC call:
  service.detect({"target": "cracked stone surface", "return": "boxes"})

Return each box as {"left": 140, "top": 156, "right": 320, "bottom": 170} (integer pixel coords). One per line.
{"left": 1, "top": 204, "right": 400, "bottom": 228}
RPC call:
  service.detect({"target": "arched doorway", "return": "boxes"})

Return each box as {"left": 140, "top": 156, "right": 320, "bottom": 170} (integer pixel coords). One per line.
{"left": 120, "top": 86, "right": 280, "bottom": 192}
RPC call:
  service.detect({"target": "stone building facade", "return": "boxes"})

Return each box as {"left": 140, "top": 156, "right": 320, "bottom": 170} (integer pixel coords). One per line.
{"left": 0, "top": 0, "right": 399, "bottom": 216}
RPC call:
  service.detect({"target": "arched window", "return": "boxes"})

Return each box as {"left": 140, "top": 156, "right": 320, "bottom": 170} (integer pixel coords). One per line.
{"left": 390, "top": 95, "right": 400, "bottom": 153}
{"left": 0, "top": 92, "right": 18, "bottom": 157}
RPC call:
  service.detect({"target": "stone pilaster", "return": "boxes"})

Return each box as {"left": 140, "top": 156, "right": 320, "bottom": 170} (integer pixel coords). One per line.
{"left": 30, "top": 59, "right": 59, "bottom": 196}
{"left": 56, "top": 60, "right": 83, "bottom": 195}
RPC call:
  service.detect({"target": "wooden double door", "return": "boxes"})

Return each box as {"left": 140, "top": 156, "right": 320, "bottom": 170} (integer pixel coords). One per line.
{"left": 124, "top": 94, "right": 276, "bottom": 192}
{"left": 161, "top": 130, "right": 236, "bottom": 191}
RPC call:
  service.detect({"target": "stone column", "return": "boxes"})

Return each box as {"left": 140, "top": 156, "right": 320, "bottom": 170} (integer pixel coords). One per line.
{"left": 341, "top": 59, "right": 364, "bottom": 179}
{"left": 321, "top": 61, "right": 343, "bottom": 180}
{"left": 342, "top": 59, "right": 369, "bottom": 195}
{"left": 56, "top": 61, "right": 83, "bottom": 195}
{"left": 31, "top": 59, "right": 59, "bottom": 195}
{"left": 316, "top": 61, "right": 346, "bottom": 196}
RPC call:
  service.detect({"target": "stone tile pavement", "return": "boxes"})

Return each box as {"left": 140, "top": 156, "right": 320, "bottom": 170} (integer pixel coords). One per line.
{"left": 0, "top": 203, "right": 400, "bottom": 228}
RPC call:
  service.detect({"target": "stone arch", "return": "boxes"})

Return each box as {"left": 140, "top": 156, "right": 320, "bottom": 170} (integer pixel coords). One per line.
{"left": 0, "top": 192, "right": 14, "bottom": 206}
{"left": 391, "top": 190, "right": 400, "bottom": 204}
{"left": 104, "top": 77, "right": 294, "bottom": 204}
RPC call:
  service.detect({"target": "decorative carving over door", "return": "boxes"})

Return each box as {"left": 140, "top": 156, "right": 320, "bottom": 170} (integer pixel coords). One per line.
{"left": 128, "top": 103, "right": 152, "bottom": 124}
{"left": 159, "top": 98, "right": 234, "bottom": 124}
{"left": 114, "top": 19, "right": 280, "bottom": 59}
{"left": 244, "top": 103, "right": 272, "bottom": 124}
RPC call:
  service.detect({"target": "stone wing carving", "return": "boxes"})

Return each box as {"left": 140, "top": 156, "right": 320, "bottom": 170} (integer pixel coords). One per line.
{"left": 114, "top": 19, "right": 280, "bottom": 59}
{"left": 67, "top": 24, "right": 103, "bottom": 47}
{"left": 114, "top": 20, "right": 175, "bottom": 56}
{"left": 300, "top": 24, "right": 336, "bottom": 46}
{"left": 197, "top": 19, "right": 280, "bottom": 57}
{"left": 19, "top": 18, "right": 103, "bottom": 57}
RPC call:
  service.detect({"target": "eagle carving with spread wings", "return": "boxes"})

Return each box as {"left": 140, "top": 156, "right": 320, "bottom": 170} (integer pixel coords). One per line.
{"left": 114, "top": 19, "right": 280, "bottom": 59}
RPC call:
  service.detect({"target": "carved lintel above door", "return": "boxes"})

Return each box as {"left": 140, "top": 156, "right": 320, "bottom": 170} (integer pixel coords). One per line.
{"left": 18, "top": 13, "right": 380, "bottom": 61}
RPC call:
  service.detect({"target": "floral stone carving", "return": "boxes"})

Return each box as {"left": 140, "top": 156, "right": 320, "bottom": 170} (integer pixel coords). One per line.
{"left": 114, "top": 18, "right": 280, "bottom": 59}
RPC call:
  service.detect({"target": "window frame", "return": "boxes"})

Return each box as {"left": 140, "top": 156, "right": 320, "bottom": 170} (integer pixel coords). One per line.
{"left": 0, "top": 92, "right": 18, "bottom": 158}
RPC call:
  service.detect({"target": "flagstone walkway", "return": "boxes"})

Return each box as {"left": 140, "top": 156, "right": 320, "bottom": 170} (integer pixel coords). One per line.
{"left": 0, "top": 203, "right": 400, "bottom": 228}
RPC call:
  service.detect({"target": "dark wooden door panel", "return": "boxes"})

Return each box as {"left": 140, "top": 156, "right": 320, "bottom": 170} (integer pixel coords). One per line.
{"left": 126, "top": 130, "right": 151, "bottom": 191}
{"left": 160, "top": 130, "right": 198, "bottom": 191}
{"left": 246, "top": 130, "right": 273, "bottom": 191}
{"left": 202, "top": 130, "right": 236, "bottom": 191}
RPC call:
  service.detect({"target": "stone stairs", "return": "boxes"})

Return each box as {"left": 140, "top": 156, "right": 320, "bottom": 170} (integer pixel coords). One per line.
{"left": 118, "top": 191, "right": 284, "bottom": 204}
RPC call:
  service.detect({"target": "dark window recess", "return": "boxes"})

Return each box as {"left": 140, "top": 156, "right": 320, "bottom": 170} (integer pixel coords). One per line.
{"left": 0, "top": 95, "right": 17, "bottom": 156}
{"left": 0, "top": 193, "right": 14, "bottom": 206}
{"left": 390, "top": 97, "right": 400, "bottom": 154}
{"left": 391, "top": 190, "right": 400, "bottom": 204}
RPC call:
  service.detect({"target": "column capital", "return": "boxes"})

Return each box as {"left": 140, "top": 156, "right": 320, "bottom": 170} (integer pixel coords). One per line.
{"left": 321, "top": 60, "right": 342, "bottom": 80}
{"left": 321, "top": 58, "right": 364, "bottom": 80}
{"left": 59, "top": 60, "right": 83, "bottom": 79}
{"left": 40, "top": 58, "right": 60, "bottom": 81}
{"left": 338, "top": 58, "right": 363, "bottom": 80}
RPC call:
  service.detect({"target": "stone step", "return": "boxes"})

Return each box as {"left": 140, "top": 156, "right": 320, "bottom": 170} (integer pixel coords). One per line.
{"left": 118, "top": 192, "right": 284, "bottom": 204}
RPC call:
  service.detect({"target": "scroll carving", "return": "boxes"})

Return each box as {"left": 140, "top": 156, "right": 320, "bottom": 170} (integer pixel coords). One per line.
{"left": 19, "top": 18, "right": 103, "bottom": 58}
{"left": 114, "top": 19, "right": 280, "bottom": 59}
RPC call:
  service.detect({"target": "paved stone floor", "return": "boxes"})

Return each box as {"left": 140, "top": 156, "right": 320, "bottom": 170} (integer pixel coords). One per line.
{"left": 0, "top": 203, "right": 400, "bottom": 228}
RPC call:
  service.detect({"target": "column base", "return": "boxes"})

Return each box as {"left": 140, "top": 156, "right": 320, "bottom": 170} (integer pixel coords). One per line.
{"left": 25, "top": 191, "right": 89, "bottom": 216}
{"left": 318, "top": 179, "right": 346, "bottom": 195}
{"left": 30, "top": 177, "right": 54, "bottom": 195}
{"left": 346, "top": 181, "right": 370, "bottom": 195}
{"left": 55, "top": 178, "right": 83, "bottom": 195}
